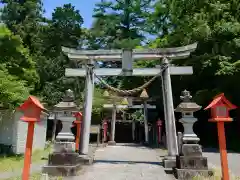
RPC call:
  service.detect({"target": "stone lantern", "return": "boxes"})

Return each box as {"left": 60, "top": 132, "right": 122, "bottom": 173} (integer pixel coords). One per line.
{"left": 43, "top": 89, "right": 82, "bottom": 176}
{"left": 174, "top": 90, "right": 213, "bottom": 180}
{"left": 53, "top": 89, "right": 79, "bottom": 150}
{"left": 175, "top": 90, "right": 201, "bottom": 143}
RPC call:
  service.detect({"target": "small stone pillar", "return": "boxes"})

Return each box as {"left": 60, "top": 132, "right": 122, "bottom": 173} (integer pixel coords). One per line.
{"left": 43, "top": 89, "right": 82, "bottom": 176}
{"left": 102, "top": 119, "right": 108, "bottom": 143}
{"left": 108, "top": 105, "right": 116, "bottom": 145}
{"left": 174, "top": 90, "right": 213, "bottom": 180}
{"left": 156, "top": 119, "right": 163, "bottom": 144}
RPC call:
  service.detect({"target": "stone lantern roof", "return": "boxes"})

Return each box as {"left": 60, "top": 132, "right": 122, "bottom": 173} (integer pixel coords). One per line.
{"left": 53, "top": 89, "right": 79, "bottom": 111}
{"left": 175, "top": 90, "right": 202, "bottom": 112}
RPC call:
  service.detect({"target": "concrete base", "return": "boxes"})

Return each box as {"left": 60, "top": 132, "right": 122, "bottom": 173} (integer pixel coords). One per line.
{"left": 42, "top": 164, "right": 81, "bottom": 176}
{"left": 174, "top": 168, "right": 213, "bottom": 180}
{"left": 78, "top": 154, "right": 94, "bottom": 165}
{"left": 43, "top": 142, "right": 98, "bottom": 177}
{"left": 163, "top": 157, "right": 176, "bottom": 168}
{"left": 43, "top": 152, "right": 84, "bottom": 176}
{"left": 108, "top": 141, "right": 116, "bottom": 146}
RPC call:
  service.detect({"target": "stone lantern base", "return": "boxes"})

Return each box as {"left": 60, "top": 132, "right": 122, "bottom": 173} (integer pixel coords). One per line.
{"left": 42, "top": 152, "right": 81, "bottom": 176}
{"left": 108, "top": 141, "right": 116, "bottom": 146}
{"left": 42, "top": 141, "right": 92, "bottom": 176}
{"left": 174, "top": 144, "right": 213, "bottom": 180}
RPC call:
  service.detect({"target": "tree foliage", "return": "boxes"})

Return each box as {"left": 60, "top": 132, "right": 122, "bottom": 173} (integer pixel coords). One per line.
{"left": 0, "top": 25, "right": 37, "bottom": 106}
{"left": 88, "top": 0, "right": 153, "bottom": 49}
{"left": 149, "top": 0, "right": 240, "bottom": 105}
{"left": 1, "top": 0, "right": 240, "bottom": 118}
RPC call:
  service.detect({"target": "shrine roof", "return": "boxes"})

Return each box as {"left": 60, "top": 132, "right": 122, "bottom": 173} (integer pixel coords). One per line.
{"left": 175, "top": 102, "right": 201, "bottom": 112}
{"left": 19, "top": 95, "right": 46, "bottom": 111}
{"left": 53, "top": 101, "right": 78, "bottom": 110}
{"left": 74, "top": 111, "right": 82, "bottom": 117}
{"left": 204, "top": 93, "right": 237, "bottom": 110}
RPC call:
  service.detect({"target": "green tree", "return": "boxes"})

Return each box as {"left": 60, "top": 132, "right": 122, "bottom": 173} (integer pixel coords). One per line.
{"left": 0, "top": 0, "right": 44, "bottom": 54}
{"left": 0, "top": 25, "right": 38, "bottom": 107}
{"left": 37, "top": 3, "right": 84, "bottom": 105}
{"left": 148, "top": 0, "right": 240, "bottom": 105}
{"left": 89, "top": 0, "right": 153, "bottom": 49}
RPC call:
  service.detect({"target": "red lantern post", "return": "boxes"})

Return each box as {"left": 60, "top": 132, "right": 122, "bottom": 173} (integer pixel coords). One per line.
{"left": 74, "top": 112, "right": 82, "bottom": 152}
{"left": 18, "top": 96, "right": 46, "bottom": 180}
{"left": 103, "top": 119, "right": 108, "bottom": 142}
{"left": 156, "top": 119, "right": 163, "bottom": 144}
{"left": 204, "top": 93, "right": 237, "bottom": 180}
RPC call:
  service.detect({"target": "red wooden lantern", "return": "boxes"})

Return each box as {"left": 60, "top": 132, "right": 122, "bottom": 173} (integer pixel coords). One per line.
{"left": 204, "top": 93, "right": 237, "bottom": 180}
{"left": 19, "top": 96, "right": 45, "bottom": 122}
{"left": 18, "top": 96, "right": 46, "bottom": 180}
{"left": 205, "top": 93, "right": 237, "bottom": 122}
{"left": 74, "top": 112, "right": 82, "bottom": 152}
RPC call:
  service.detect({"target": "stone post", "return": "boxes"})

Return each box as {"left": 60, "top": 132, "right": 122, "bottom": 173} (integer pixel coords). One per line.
{"left": 175, "top": 90, "right": 213, "bottom": 180}
{"left": 162, "top": 57, "right": 179, "bottom": 168}
{"left": 143, "top": 101, "right": 149, "bottom": 144}
{"left": 51, "top": 113, "right": 57, "bottom": 142}
{"left": 132, "top": 120, "right": 135, "bottom": 141}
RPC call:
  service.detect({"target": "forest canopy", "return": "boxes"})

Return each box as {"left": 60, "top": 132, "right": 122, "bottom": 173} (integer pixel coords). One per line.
{"left": 0, "top": 0, "right": 239, "bottom": 111}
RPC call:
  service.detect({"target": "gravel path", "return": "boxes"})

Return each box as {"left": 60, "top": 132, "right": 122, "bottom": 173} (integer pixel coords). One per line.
{"left": 73, "top": 143, "right": 174, "bottom": 180}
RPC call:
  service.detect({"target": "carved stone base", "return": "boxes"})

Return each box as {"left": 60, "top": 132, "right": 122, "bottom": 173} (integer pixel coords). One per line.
{"left": 176, "top": 156, "right": 208, "bottom": 169}
{"left": 108, "top": 141, "right": 116, "bottom": 146}
{"left": 181, "top": 144, "right": 202, "bottom": 156}
{"left": 182, "top": 135, "right": 200, "bottom": 144}
{"left": 174, "top": 168, "right": 213, "bottom": 180}
{"left": 53, "top": 142, "right": 75, "bottom": 153}
{"left": 175, "top": 143, "right": 213, "bottom": 179}
{"left": 163, "top": 157, "right": 176, "bottom": 168}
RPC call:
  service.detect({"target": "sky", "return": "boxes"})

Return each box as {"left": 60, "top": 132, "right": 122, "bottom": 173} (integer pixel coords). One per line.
{"left": 0, "top": 1, "right": 98, "bottom": 28}
{"left": 44, "top": 0, "right": 99, "bottom": 28}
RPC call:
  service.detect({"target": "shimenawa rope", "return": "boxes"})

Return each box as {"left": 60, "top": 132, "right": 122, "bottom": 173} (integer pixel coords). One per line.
{"left": 94, "top": 63, "right": 168, "bottom": 95}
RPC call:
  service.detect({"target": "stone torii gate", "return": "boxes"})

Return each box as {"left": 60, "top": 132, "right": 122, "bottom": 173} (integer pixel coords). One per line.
{"left": 127, "top": 89, "right": 158, "bottom": 144}
{"left": 103, "top": 100, "right": 156, "bottom": 144}
{"left": 102, "top": 91, "right": 129, "bottom": 145}
{"left": 62, "top": 43, "right": 197, "bottom": 167}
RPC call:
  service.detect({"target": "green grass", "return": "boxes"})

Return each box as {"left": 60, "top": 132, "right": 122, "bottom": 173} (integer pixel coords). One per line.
{"left": 3, "top": 173, "right": 63, "bottom": 180}
{"left": 0, "top": 146, "right": 51, "bottom": 172}
{"left": 193, "top": 167, "right": 240, "bottom": 180}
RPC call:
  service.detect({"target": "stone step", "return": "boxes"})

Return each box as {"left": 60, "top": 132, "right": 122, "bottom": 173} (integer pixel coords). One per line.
{"left": 174, "top": 168, "right": 213, "bottom": 180}
{"left": 48, "top": 153, "right": 94, "bottom": 166}
{"left": 176, "top": 156, "right": 209, "bottom": 169}
{"left": 42, "top": 164, "right": 81, "bottom": 176}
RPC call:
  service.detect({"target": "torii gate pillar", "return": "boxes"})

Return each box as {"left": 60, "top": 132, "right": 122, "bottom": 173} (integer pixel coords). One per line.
{"left": 79, "top": 61, "right": 94, "bottom": 155}
{"left": 162, "top": 58, "right": 179, "bottom": 168}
